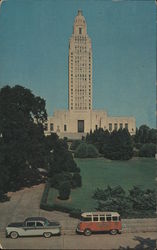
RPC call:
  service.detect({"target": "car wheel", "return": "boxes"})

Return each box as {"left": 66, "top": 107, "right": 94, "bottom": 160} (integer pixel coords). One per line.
{"left": 84, "top": 229, "right": 92, "bottom": 236}
{"left": 110, "top": 229, "right": 118, "bottom": 235}
{"left": 43, "top": 232, "right": 52, "bottom": 238}
{"left": 10, "top": 231, "right": 19, "bottom": 239}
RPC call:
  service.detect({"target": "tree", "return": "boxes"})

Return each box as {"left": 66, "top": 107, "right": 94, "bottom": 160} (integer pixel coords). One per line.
{"left": 139, "top": 143, "right": 156, "bottom": 157}
{"left": 104, "top": 129, "right": 133, "bottom": 160}
{"left": 49, "top": 138, "right": 80, "bottom": 176}
{"left": 133, "top": 125, "right": 156, "bottom": 144}
{"left": 0, "top": 85, "right": 47, "bottom": 197}
{"left": 72, "top": 173, "right": 82, "bottom": 188}
{"left": 86, "top": 128, "right": 110, "bottom": 153}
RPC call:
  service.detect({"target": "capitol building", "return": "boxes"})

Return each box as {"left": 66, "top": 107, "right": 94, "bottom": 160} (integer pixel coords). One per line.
{"left": 45, "top": 10, "right": 136, "bottom": 139}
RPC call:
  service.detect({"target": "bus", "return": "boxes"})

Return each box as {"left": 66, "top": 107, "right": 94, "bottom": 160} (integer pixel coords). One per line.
{"left": 76, "top": 211, "right": 122, "bottom": 236}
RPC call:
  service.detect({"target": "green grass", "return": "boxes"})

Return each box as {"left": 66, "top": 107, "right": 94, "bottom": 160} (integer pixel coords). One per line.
{"left": 46, "top": 157, "right": 156, "bottom": 211}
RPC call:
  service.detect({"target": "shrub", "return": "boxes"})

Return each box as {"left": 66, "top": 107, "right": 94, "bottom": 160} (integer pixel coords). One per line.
{"left": 58, "top": 182, "right": 71, "bottom": 200}
{"left": 70, "top": 140, "right": 81, "bottom": 150}
{"left": 93, "top": 185, "right": 156, "bottom": 218}
{"left": 139, "top": 143, "right": 156, "bottom": 157}
{"left": 74, "top": 143, "right": 87, "bottom": 158}
{"left": 74, "top": 143, "right": 99, "bottom": 158}
{"left": 87, "top": 144, "right": 99, "bottom": 158}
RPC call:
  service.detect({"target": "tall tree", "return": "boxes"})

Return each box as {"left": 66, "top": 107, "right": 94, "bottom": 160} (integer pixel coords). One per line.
{"left": 0, "top": 85, "right": 47, "bottom": 196}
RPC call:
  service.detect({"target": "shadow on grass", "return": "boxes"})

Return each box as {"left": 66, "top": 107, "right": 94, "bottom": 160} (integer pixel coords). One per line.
{"left": 119, "top": 236, "right": 156, "bottom": 250}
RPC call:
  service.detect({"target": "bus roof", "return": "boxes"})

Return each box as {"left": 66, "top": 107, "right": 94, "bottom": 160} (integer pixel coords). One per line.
{"left": 81, "top": 212, "right": 120, "bottom": 217}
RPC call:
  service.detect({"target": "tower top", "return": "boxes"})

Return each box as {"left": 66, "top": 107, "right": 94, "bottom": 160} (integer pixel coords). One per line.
{"left": 73, "top": 9, "right": 86, "bottom": 35}
{"left": 78, "top": 10, "right": 83, "bottom": 15}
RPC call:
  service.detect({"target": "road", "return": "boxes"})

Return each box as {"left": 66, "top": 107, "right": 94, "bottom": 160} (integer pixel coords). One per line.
{"left": 0, "top": 231, "right": 157, "bottom": 249}
{"left": 0, "top": 184, "right": 156, "bottom": 249}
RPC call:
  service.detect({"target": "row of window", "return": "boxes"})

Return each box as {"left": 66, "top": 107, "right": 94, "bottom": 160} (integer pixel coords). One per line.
{"left": 109, "top": 123, "right": 128, "bottom": 131}
{"left": 44, "top": 123, "right": 67, "bottom": 132}
{"left": 81, "top": 215, "right": 120, "bottom": 222}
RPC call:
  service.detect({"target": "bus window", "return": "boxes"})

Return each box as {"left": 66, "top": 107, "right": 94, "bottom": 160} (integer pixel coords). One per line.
{"left": 81, "top": 217, "right": 92, "bottom": 221}
{"left": 106, "top": 216, "right": 111, "bottom": 221}
{"left": 100, "top": 216, "right": 105, "bottom": 221}
{"left": 112, "top": 216, "right": 118, "bottom": 221}
{"left": 93, "top": 216, "right": 98, "bottom": 221}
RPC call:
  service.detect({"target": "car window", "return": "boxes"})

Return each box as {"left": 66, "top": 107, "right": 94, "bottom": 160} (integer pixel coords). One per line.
{"left": 26, "top": 221, "right": 35, "bottom": 227}
{"left": 36, "top": 222, "right": 44, "bottom": 227}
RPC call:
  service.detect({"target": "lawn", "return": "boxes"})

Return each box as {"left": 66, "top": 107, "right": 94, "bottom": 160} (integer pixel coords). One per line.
{"left": 46, "top": 157, "right": 156, "bottom": 211}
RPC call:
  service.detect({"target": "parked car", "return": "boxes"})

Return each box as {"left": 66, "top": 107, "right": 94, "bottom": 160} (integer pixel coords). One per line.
{"left": 76, "top": 211, "right": 122, "bottom": 236}
{"left": 6, "top": 217, "right": 61, "bottom": 239}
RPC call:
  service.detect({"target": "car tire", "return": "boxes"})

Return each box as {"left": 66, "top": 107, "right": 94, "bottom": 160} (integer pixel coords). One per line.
{"left": 84, "top": 229, "right": 92, "bottom": 236}
{"left": 10, "top": 231, "right": 19, "bottom": 239}
{"left": 110, "top": 229, "right": 118, "bottom": 235}
{"left": 43, "top": 232, "right": 52, "bottom": 238}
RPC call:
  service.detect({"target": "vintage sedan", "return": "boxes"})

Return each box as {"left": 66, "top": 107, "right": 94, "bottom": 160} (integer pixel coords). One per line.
{"left": 6, "top": 217, "right": 61, "bottom": 239}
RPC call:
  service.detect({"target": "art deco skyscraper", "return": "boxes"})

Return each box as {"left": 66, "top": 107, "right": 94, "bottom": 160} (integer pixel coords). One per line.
{"left": 68, "top": 10, "right": 92, "bottom": 111}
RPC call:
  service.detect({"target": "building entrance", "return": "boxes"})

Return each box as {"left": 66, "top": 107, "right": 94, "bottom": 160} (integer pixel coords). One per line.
{"left": 78, "top": 120, "right": 84, "bottom": 133}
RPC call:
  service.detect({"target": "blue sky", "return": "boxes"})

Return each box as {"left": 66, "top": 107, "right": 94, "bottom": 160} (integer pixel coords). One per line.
{"left": 0, "top": 0, "right": 156, "bottom": 128}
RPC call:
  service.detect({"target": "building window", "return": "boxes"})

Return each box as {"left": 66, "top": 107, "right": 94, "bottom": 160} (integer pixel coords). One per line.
{"left": 120, "top": 123, "right": 123, "bottom": 129}
{"left": 109, "top": 123, "right": 112, "bottom": 131}
{"left": 114, "top": 123, "right": 118, "bottom": 130}
{"left": 50, "top": 123, "right": 54, "bottom": 131}
{"left": 64, "top": 124, "right": 67, "bottom": 131}
{"left": 44, "top": 123, "right": 48, "bottom": 131}
{"left": 125, "top": 123, "right": 128, "bottom": 129}
{"left": 79, "top": 27, "right": 82, "bottom": 34}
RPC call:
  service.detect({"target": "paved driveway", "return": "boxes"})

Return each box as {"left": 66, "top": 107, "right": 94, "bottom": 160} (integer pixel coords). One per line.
{"left": 0, "top": 184, "right": 78, "bottom": 232}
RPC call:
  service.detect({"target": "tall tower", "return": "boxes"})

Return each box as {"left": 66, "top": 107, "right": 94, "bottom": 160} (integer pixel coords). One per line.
{"left": 68, "top": 10, "right": 92, "bottom": 111}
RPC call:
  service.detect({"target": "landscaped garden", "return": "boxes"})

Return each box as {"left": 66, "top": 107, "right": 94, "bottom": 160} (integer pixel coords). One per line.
{"left": 41, "top": 157, "right": 156, "bottom": 215}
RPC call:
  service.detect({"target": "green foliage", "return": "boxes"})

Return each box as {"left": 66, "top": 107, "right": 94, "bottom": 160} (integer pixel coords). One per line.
{"left": 74, "top": 143, "right": 99, "bottom": 158}
{"left": 58, "top": 182, "right": 71, "bottom": 200}
{"left": 74, "top": 143, "right": 87, "bottom": 158}
{"left": 129, "top": 186, "right": 156, "bottom": 211}
{"left": 50, "top": 172, "right": 73, "bottom": 189}
{"left": 139, "top": 143, "right": 156, "bottom": 157}
{"left": 48, "top": 138, "right": 80, "bottom": 177}
{"left": 86, "top": 128, "right": 110, "bottom": 153}
{"left": 72, "top": 173, "right": 82, "bottom": 188}
{"left": 87, "top": 144, "right": 99, "bottom": 157}
{"left": 93, "top": 185, "right": 156, "bottom": 218}
{"left": 104, "top": 129, "right": 133, "bottom": 160}
{"left": 70, "top": 140, "right": 82, "bottom": 150}
{"left": 86, "top": 128, "right": 133, "bottom": 160}
{"left": 134, "top": 125, "right": 157, "bottom": 144}
{"left": 0, "top": 85, "right": 48, "bottom": 197}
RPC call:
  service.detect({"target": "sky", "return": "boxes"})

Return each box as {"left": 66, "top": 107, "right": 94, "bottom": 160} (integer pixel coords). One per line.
{"left": 0, "top": 0, "right": 156, "bottom": 128}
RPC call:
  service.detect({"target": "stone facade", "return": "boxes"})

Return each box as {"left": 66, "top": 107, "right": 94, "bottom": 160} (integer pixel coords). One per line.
{"left": 45, "top": 10, "right": 136, "bottom": 139}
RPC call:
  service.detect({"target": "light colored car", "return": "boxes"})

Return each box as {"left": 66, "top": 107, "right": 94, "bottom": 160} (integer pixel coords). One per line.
{"left": 6, "top": 217, "right": 61, "bottom": 239}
